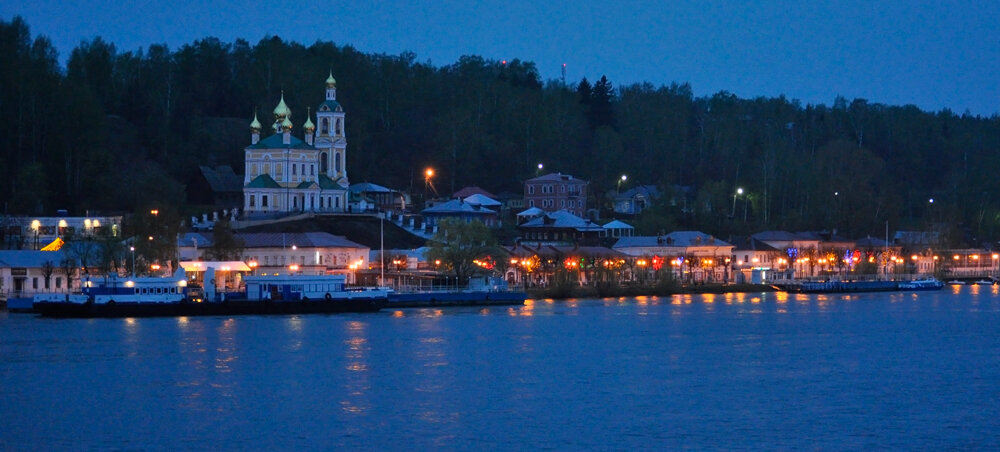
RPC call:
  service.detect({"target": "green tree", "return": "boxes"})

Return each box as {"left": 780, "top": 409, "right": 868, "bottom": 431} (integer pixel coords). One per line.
{"left": 208, "top": 219, "right": 245, "bottom": 261}
{"left": 425, "top": 218, "right": 501, "bottom": 285}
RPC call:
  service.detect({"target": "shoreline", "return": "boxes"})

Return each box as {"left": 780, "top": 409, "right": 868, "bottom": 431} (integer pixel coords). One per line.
{"left": 525, "top": 283, "right": 777, "bottom": 300}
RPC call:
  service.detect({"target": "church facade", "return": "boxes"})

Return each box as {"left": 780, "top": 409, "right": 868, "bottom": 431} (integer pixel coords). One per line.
{"left": 243, "top": 73, "right": 350, "bottom": 215}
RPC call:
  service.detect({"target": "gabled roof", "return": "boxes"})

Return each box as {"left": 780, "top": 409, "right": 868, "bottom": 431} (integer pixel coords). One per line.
{"left": 296, "top": 181, "right": 319, "bottom": 189}
{"left": 246, "top": 133, "right": 316, "bottom": 150}
{"left": 350, "top": 182, "right": 393, "bottom": 193}
{"left": 603, "top": 220, "right": 634, "bottom": 230}
{"left": 246, "top": 174, "right": 281, "bottom": 189}
{"left": 517, "top": 207, "right": 545, "bottom": 217}
{"left": 519, "top": 210, "right": 604, "bottom": 231}
{"left": 463, "top": 193, "right": 501, "bottom": 207}
{"left": 318, "top": 174, "right": 345, "bottom": 190}
{"left": 421, "top": 199, "right": 496, "bottom": 215}
{"left": 453, "top": 186, "right": 496, "bottom": 199}
{"left": 615, "top": 185, "right": 660, "bottom": 201}
{"left": 199, "top": 165, "right": 243, "bottom": 193}
{"left": 729, "top": 236, "right": 782, "bottom": 252}
{"left": 238, "top": 232, "right": 366, "bottom": 249}
{"left": 180, "top": 232, "right": 368, "bottom": 250}
{"left": 614, "top": 231, "right": 733, "bottom": 249}
{"left": 526, "top": 172, "right": 588, "bottom": 184}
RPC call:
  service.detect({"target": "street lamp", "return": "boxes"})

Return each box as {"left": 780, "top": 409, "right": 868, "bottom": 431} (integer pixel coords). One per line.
{"left": 731, "top": 188, "right": 744, "bottom": 217}
{"left": 30, "top": 219, "right": 41, "bottom": 250}
{"left": 130, "top": 246, "right": 136, "bottom": 277}
{"left": 424, "top": 167, "right": 436, "bottom": 198}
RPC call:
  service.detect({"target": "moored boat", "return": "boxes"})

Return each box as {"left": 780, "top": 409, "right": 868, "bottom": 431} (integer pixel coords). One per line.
{"left": 775, "top": 278, "right": 944, "bottom": 294}
{"left": 33, "top": 269, "right": 387, "bottom": 318}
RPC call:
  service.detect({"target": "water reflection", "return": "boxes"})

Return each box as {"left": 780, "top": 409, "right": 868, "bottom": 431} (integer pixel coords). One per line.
{"left": 341, "top": 320, "right": 371, "bottom": 416}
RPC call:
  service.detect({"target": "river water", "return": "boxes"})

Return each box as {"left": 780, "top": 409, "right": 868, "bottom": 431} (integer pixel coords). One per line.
{"left": 2, "top": 285, "right": 1000, "bottom": 450}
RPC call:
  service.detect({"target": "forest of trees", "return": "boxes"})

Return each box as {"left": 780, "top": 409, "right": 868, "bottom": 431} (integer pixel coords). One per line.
{"left": 3, "top": 16, "right": 1000, "bottom": 245}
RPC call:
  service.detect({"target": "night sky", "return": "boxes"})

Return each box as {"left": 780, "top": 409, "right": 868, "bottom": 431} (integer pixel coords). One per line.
{"left": 3, "top": 0, "right": 997, "bottom": 115}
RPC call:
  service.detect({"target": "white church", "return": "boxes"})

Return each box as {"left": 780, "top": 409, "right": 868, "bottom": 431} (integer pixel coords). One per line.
{"left": 243, "top": 73, "right": 350, "bottom": 215}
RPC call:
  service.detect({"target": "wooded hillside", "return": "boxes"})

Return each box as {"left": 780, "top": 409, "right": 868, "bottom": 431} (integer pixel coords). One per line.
{"left": 2, "top": 16, "right": 999, "bottom": 244}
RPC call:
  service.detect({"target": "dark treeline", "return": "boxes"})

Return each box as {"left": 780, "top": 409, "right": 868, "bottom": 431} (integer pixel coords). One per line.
{"left": 3, "top": 16, "right": 1000, "bottom": 244}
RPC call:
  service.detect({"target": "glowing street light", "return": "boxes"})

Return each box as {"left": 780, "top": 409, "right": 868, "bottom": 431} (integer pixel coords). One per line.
{"left": 130, "top": 246, "right": 136, "bottom": 277}
{"left": 731, "top": 187, "right": 744, "bottom": 218}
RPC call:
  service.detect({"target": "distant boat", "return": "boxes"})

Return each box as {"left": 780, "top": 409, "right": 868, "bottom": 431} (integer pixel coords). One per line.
{"left": 897, "top": 278, "right": 945, "bottom": 291}
{"left": 973, "top": 279, "right": 996, "bottom": 285}
{"left": 775, "top": 278, "right": 944, "bottom": 294}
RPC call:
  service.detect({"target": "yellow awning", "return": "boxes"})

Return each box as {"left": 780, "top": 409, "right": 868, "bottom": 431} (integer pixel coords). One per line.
{"left": 40, "top": 237, "right": 64, "bottom": 251}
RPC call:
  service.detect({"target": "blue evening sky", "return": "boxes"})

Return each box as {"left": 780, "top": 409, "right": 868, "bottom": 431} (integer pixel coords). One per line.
{"left": 3, "top": 0, "right": 998, "bottom": 115}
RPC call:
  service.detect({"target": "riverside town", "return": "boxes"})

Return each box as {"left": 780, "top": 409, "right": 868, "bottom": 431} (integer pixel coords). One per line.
{"left": 2, "top": 70, "right": 996, "bottom": 314}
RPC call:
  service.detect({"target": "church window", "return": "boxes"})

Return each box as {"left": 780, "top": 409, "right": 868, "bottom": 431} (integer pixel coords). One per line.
{"left": 250, "top": 195, "right": 256, "bottom": 207}
{"left": 335, "top": 153, "right": 341, "bottom": 172}
{"left": 321, "top": 118, "right": 329, "bottom": 135}
{"left": 292, "top": 164, "right": 296, "bottom": 175}
{"left": 293, "top": 197, "right": 297, "bottom": 209}
{"left": 311, "top": 165, "right": 315, "bottom": 176}
{"left": 251, "top": 163, "right": 258, "bottom": 175}
{"left": 528, "top": 185, "right": 534, "bottom": 195}
{"left": 335, "top": 197, "right": 340, "bottom": 208}
{"left": 561, "top": 185, "right": 566, "bottom": 193}
{"left": 262, "top": 195, "right": 269, "bottom": 207}
{"left": 528, "top": 200, "right": 535, "bottom": 207}
{"left": 561, "top": 200, "right": 566, "bottom": 208}
{"left": 336, "top": 119, "right": 342, "bottom": 135}
{"left": 321, "top": 153, "right": 328, "bottom": 173}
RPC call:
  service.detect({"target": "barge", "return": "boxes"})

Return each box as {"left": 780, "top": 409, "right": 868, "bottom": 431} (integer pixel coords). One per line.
{"left": 33, "top": 269, "right": 386, "bottom": 318}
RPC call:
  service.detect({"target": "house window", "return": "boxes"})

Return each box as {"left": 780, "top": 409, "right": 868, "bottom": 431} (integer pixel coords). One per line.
{"left": 292, "top": 164, "right": 297, "bottom": 175}
{"left": 56, "top": 277, "right": 62, "bottom": 289}
{"left": 528, "top": 185, "right": 535, "bottom": 195}
{"left": 528, "top": 200, "right": 534, "bottom": 207}
{"left": 262, "top": 195, "right": 269, "bottom": 207}
{"left": 561, "top": 185, "right": 566, "bottom": 193}
{"left": 33, "top": 278, "right": 38, "bottom": 289}
{"left": 311, "top": 165, "right": 315, "bottom": 176}
{"left": 561, "top": 200, "right": 566, "bottom": 208}
{"left": 250, "top": 195, "right": 256, "bottom": 207}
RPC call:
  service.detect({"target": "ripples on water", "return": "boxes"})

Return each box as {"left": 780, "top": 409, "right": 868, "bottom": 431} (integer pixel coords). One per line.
{"left": 2, "top": 286, "right": 1000, "bottom": 450}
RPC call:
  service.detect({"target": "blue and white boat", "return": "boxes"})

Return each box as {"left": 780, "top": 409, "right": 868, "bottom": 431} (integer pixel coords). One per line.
{"left": 33, "top": 268, "right": 387, "bottom": 318}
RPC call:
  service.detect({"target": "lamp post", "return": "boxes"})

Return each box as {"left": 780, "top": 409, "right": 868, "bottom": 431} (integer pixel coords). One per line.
{"left": 30, "top": 219, "right": 41, "bottom": 250}
{"left": 130, "top": 246, "right": 135, "bottom": 277}
{"left": 731, "top": 188, "right": 743, "bottom": 218}
{"left": 617, "top": 174, "right": 627, "bottom": 194}
{"left": 424, "top": 167, "right": 435, "bottom": 199}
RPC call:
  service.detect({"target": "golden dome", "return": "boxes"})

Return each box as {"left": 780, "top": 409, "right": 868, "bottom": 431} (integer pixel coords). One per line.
{"left": 326, "top": 71, "right": 337, "bottom": 88}
{"left": 273, "top": 92, "right": 292, "bottom": 119}
{"left": 303, "top": 108, "right": 315, "bottom": 131}
{"left": 250, "top": 112, "right": 262, "bottom": 131}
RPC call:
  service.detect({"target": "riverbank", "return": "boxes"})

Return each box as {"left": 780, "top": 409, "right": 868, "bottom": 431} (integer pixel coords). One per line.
{"left": 526, "top": 283, "right": 777, "bottom": 299}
